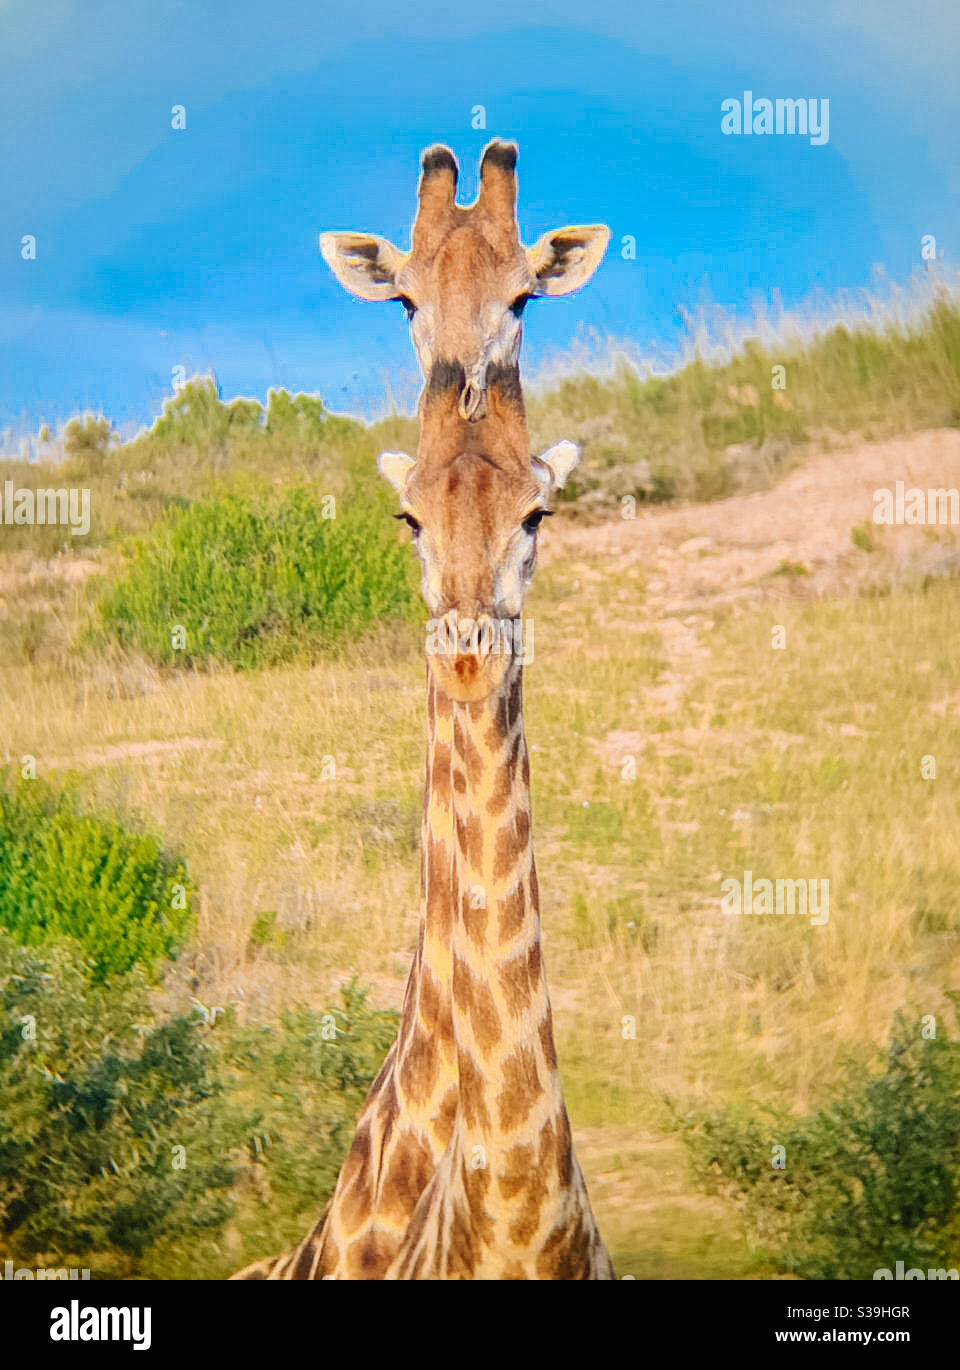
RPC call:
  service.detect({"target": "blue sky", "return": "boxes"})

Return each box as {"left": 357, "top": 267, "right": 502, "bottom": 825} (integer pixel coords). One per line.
{"left": 1, "top": 0, "right": 958, "bottom": 440}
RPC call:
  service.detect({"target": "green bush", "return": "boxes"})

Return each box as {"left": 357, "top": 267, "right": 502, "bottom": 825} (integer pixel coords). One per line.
{"left": 0, "top": 932, "right": 235, "bottom": 1273}
{"left": 63, "top": 412, "right": 114, "bottom": 471}
{"left": 94, "top": 482, "right": 419, "bottom": 668}
{"left": 147, "top": 377, "right": 265, "bottom": 450}
{"left": 0, "top": 774, "right": 191, "bottom": 982}
{"left": 0, "top": 933, "right": 398, "bottom": 1278}
{"left": 683, "top": 1007, "right": 960, "bottom": 1278}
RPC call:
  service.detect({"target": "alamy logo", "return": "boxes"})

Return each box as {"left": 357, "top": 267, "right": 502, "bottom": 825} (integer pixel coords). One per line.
{"left": 1, "top": 1259, "right": 90, "bottom": 1280}
{"left": 721, "top": 92, "right": 829, "bottom": 145}
{"left": 50, "top": 1300, "right": 152, "bottom": 1351}
{"left": 0, "top": 480, "right": 91, "bottom": 536}
{"left": 872, "top": 481, "right": 959, "bottom": 525}
{"left": 874, "top": 1261, "right": 958, "bottom": 1280}
{"left": 720, "top": 870, "right": 830, "bottom": 925}
{"left": 425, "top": 616, "right": 534, "bottom": 664}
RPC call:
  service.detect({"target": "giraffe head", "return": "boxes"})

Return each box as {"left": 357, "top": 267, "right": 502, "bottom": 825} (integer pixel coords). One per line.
{"left": 320, "top": 140, "right": 608, "bottom": 421}
{"left": 320, "top": 141, "right": 608, "bottom": 703}
{"left": 377, "top": 436, "right": 579, "bottom": 701}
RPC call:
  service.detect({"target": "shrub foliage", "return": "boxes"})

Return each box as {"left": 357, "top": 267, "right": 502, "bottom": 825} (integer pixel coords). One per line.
{"left": 683, "top": 1008, "right": 960, "bottom": 1278}
{"left": 95, "top": 483, "right": 419, "bottom": 668}
{"left": 0, "top": 774, "right": 191, "bottom": 981}
{"left": 0, "top": 930, "right": 398, "bottom": 1278}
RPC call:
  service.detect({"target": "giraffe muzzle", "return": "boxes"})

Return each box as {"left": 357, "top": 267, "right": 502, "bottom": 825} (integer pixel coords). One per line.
{"left": 427, "top": 611, "right": 512, "bottom": 701}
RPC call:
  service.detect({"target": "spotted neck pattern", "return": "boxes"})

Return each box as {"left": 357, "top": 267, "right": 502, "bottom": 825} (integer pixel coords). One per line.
{"left": 385, "top": 655, "right": 612, "bottom": 1279}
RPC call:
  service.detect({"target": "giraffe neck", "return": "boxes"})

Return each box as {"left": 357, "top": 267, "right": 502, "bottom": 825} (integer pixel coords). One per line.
{"left": 442, "top": 657, "right": 603, "bottom": 1272}
{"left": 417, "top": 363, "right": 530, "bottom": 470}
{"left": 447, "top": 656, "right": 566, "bottom": 1167}
{"left": 386, "top": 655, "right": 611, "bottom": 1277}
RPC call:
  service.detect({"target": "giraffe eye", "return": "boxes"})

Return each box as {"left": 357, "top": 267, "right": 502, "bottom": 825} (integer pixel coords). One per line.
{"left": 522, "top": 509, "right": 550, "bottom": 534}
{"left": 395, "top": 512, "right": 421, "bottom": 536}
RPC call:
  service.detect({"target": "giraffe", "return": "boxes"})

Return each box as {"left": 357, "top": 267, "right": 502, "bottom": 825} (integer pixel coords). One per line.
{"left": 233, "top": 140, "right": 611, "bottom": 1279}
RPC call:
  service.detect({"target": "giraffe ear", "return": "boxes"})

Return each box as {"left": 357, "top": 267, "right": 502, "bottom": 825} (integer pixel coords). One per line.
{"left": 534, "top": 441, "right": 579, "bottom": 491}
{"left": 320, "top": 232, "right": 409, "bottom": 302}
{"left": 377, "top": 450, "right": 416, "bottom": 495}
{"left": 526, "top": 225, "right": 609, "bottom": 296}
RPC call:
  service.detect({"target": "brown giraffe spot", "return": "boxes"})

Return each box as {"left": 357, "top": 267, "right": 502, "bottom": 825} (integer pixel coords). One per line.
{"left": 461, "top": 886, "right": 488, "bottom": 944}
{"left": 494, "top": 816, "right": 522, "bottom": 882}
{"left": 527, "top": 939, "right": 542, "bottom": 992}
{"left": 554, "top": 1106, "right": 574, "bottom": 1187}
{"left": 453, "top": 768, "right": 467, "bottom": 795}
{"left": 498, "top": 945, "right": 533, "bottom": 1015}
{"left": 536, "top": 1210, "right": 590, "bottom": 1280}
{"left": 496, "top": 1139, "right": 549, "bottom": 1247}
{"left": 455, "top": 811, "right": 483, "bottom": 870}
{"left": 508, "top": 669, "right": 522, "bottom": 721}
{"left": 425, "top": 842, "right": 454, "bottom": 940}
{"left": 393, "top": 1180, "right": 433, "bottom": 1271}
{"left": 529, "top": 862, "right": 540, "bottom": 909}
{"left": 485, "top": 721, "right": 504, "bottom": 751}
{"left": 501, "top": 1261, "right": 528, "bottom": 1279}
{"left": 465, "top": 696, "right": 486, "bottom": 725}
{"left": 498, "top": 1141, "right": 534, "bottom": 1200}
{"left": 433, "top": 683, "right": 452, "bottom": 719}
{"left": 458, "top": 1049, "right": 491, "bottom": 1130}
{"left": 537, "top": 1117, "right": 558, "bottom": 1172}
{"left": 431, "top": 739, "right": 452, "bottom": 805}
{"left": 461, "top": 1162, "right": 494, "bottom": 1244}
{"left": 380, "top": 1130, "right": 434, "bottom": 1220}
{"left": 453, "top": 954, "right": 501, "bottom": 1054}
{"left": 538, "top": 1005, "right": 559, "bottom": 1071}
{"left": 508, "top": 1207, "right": 541, "bottom": 1248}
{"left": 347, "top": 1228, "right": 397, "bottom": 1280}
{"left": 498, "top": 1044, "right": 542, "bottom": 1129}
{"left": 419, "top": 962, "right": 442, "bottom": 1032}
{"left": 497, "top": 880, "right": 526, "bottom": 941}
{"left": 486, "top": 757, "right": 514, "bottom": 817}
{"left": 462, "top": 1157, "right": 491, "bottom": 1208}
{"left": 489, "top": 670, "right": 522, "bottom": 740}
{"left": 492, "top": 688, "right": 510, "bottom": 741}
{"left": 445, "top": 1201, "right": 476, "bottom": 1279}
{"left": 398, "top": 1025, "right": 440, "bottom": 1104}
{"left": 435, "top": 1083, "right": 458, "bottom": 1148}
{"left": 514, "top": 808, "right": 530, "bottom": 850}
{"left": 535, "top": 1115, "right": 571, "bottom": 1193}
{"left": 453, "top": 716, "right": 484, "bottom": 786}
{"left": 521, "top": 747, "right": 530, "bottom": 787}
